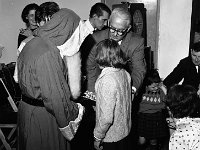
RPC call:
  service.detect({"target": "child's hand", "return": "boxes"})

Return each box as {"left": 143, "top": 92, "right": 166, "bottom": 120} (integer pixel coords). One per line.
{"left": 159, "top": 82, "right": 167, "bottom": 95}
{"left": 166, "top": 117, "right": 176, "bottom": 136}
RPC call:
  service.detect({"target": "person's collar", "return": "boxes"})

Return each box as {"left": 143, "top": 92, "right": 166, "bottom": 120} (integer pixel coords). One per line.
{"left": 118, "top": 40, "right": 122, "bottom": 45}
{"left": 85, "top": 19, "right": 95, "bottom": 33}
{"left": 98, "top": 67, "right": 120, "bottom": 79}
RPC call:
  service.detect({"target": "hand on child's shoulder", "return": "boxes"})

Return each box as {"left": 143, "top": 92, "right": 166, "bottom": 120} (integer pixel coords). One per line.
{"left": 159, "top": 82, "right": 167, "bottom": 94}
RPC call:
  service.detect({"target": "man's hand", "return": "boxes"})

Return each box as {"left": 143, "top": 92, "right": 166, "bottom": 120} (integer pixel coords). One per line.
{"left": 94, "top": 139, "right": 103, "bottom": 150}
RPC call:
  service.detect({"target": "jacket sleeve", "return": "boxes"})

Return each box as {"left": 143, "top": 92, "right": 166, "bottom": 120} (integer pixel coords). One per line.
{"left": 128, "top": 37, "right": 146, "bottom": 92}
{"left": 163, "top": 59, "right": 185, "bottom": 89}
{"left": 80, "top": 34, "right": 96, "bottom": 71}
{"left": 86, "top": 43, "right": 101, "bottom": 93}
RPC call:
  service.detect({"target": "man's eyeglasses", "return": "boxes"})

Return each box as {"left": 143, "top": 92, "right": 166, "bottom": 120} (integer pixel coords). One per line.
{"left": 109, "top": 26, "right": 128, "bottom": 36}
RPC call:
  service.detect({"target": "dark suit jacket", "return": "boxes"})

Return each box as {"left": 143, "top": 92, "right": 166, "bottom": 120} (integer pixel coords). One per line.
{"left": 81, "top": 29, "right": 146, "bottom": 93}
{"left": 163, "top": 56, "right": 200, "bottom": 90}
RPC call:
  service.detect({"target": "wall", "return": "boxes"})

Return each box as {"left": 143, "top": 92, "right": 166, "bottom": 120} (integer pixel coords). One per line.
{"left": 158, "top": 0, "right": 192, "bottom": 78}
{"left": 0, "top": 0, "right": 100, "bottom": 64}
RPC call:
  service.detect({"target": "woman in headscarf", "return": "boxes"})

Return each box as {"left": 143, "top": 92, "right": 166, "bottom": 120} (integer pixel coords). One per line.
{"left": 17, "top": 2, "right": 94, "bottom": 149}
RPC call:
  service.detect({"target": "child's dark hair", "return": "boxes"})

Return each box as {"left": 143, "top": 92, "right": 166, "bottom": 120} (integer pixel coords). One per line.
{"left": 95, "top": 39, "right": 127, "bottom": 69}
{"left": 35, "top": 2, "right": 60, "bottom": 24}
{"left": 166, "top": 84, "right": 200, "bottom": 118}
{"left": 144, "top": 69, "right": 161, "bottom": 86}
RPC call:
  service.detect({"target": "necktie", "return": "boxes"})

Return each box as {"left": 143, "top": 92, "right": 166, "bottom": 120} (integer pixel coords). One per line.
{"left": 198, "top": 66, "right": 200, "bottom": 90}
{"left": 198, "top": 66, "right": 200, "bottom": 81}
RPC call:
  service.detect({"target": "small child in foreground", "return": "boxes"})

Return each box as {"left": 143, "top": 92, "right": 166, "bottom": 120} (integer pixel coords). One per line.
{"left": 138, "top": 69, "right": 169, "bottom": 150}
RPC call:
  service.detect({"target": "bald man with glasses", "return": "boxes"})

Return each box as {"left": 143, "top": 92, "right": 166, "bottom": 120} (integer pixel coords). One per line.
{"left": 83, "top": 7, "right": 146, "bottom": 97}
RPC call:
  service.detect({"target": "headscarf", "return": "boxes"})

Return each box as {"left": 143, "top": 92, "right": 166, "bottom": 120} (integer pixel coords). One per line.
{"left": 35, "top": 8, "right": 80, "bottom": 46}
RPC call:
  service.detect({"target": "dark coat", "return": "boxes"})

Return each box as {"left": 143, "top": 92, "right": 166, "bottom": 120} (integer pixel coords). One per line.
{"left": 163, "top": 56, "right": 200, "bottom": 90}
{"left": 81, "top": 29, "right": 146, "bottom": 93}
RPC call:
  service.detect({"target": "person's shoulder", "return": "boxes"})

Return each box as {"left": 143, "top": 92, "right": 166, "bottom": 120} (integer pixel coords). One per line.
{"left": 92, "top": 28, "right": 109, "bottom": 40}
{"left": 24, "top": 36, "right": 46, "bottom": 49}
{"left": 129, "top": 31, "right": 143, "bottom": 39}
{"left": 101, "top": 73, "right": 117, "bottom": 88}
{"left": 126, "top": 31, "right": 144, "bottom": 44}
{"left": 22, "top": 37, "right": 54, "bottom": 60}
{"left": 176, "top": 56, "right": 195, "bottom": 69}
{"left": 179, "top": 56, "right": 191, "bottom": 64}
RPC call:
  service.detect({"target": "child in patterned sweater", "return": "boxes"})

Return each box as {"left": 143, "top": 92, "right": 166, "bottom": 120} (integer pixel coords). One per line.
{"left": 138, "top": 69, "right": 169, "bottom": 150}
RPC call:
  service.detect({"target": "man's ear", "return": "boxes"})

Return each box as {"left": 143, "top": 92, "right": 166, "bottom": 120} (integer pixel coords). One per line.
{"left": 93, "top": 14, "right": 98, "bottom": 19}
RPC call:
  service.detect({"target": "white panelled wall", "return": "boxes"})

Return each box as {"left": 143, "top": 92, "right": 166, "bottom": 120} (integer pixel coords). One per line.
{"left": 158, "top": 0, "right": 192, "bottom": 79}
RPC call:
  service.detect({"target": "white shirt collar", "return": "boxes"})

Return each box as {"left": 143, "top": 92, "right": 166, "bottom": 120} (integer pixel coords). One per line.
{"left": 84, "top": 19, "right": 95, "bottom": 34}
{"left": 118, "top": 40, "right": 122, "bottom": 45}
{"left": 196, "top": 66, "right": 199, "bottom": 73}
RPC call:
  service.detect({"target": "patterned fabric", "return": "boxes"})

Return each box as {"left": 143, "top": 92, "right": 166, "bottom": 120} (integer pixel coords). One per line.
{"left": 138, "top": 112, "right": 169, "bottom": 139}
{"left": 94, "top": 67, "right": 132, "bottom": 142}
{"left": 169, "top": 117, "right": 200, "bottom": 150}
{"left": 139, "top": 89, "right": 166, "bottom": 113}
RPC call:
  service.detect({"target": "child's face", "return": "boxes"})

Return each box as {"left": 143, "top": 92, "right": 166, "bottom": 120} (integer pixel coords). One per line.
{"left": 148, "top": 83, "right": 159, "bottom": 92}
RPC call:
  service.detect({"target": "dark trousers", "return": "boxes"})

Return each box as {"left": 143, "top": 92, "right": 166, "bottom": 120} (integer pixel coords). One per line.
{"left": 102, "top": 136, "right": 130, "bottom": 150}
{"left": 71, "top": 97, "right": 96, "bottom": 150}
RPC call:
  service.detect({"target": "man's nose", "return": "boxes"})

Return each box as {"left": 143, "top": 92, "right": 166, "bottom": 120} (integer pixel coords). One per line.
{"left": 104, "top": 21, "right": 108, "bottom": 26}
{"left": 195, "top": 57, "right": 200, "bottom": 62}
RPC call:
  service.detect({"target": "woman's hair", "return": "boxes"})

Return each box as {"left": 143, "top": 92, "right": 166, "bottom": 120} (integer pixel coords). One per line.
{"left": 35, "top": 2, "right": 60, "bottom": 24}
{"left": 95, "top": 39, "right": 127, "bottom": 69}
{"left": 144, "top": 69, "right": 161, "bottom": 86}
{"left": 21, "top": 3, "right": 39, "bottom": 25}
{"left": 166, "top": 84, "right": 200, "bottom": 118}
